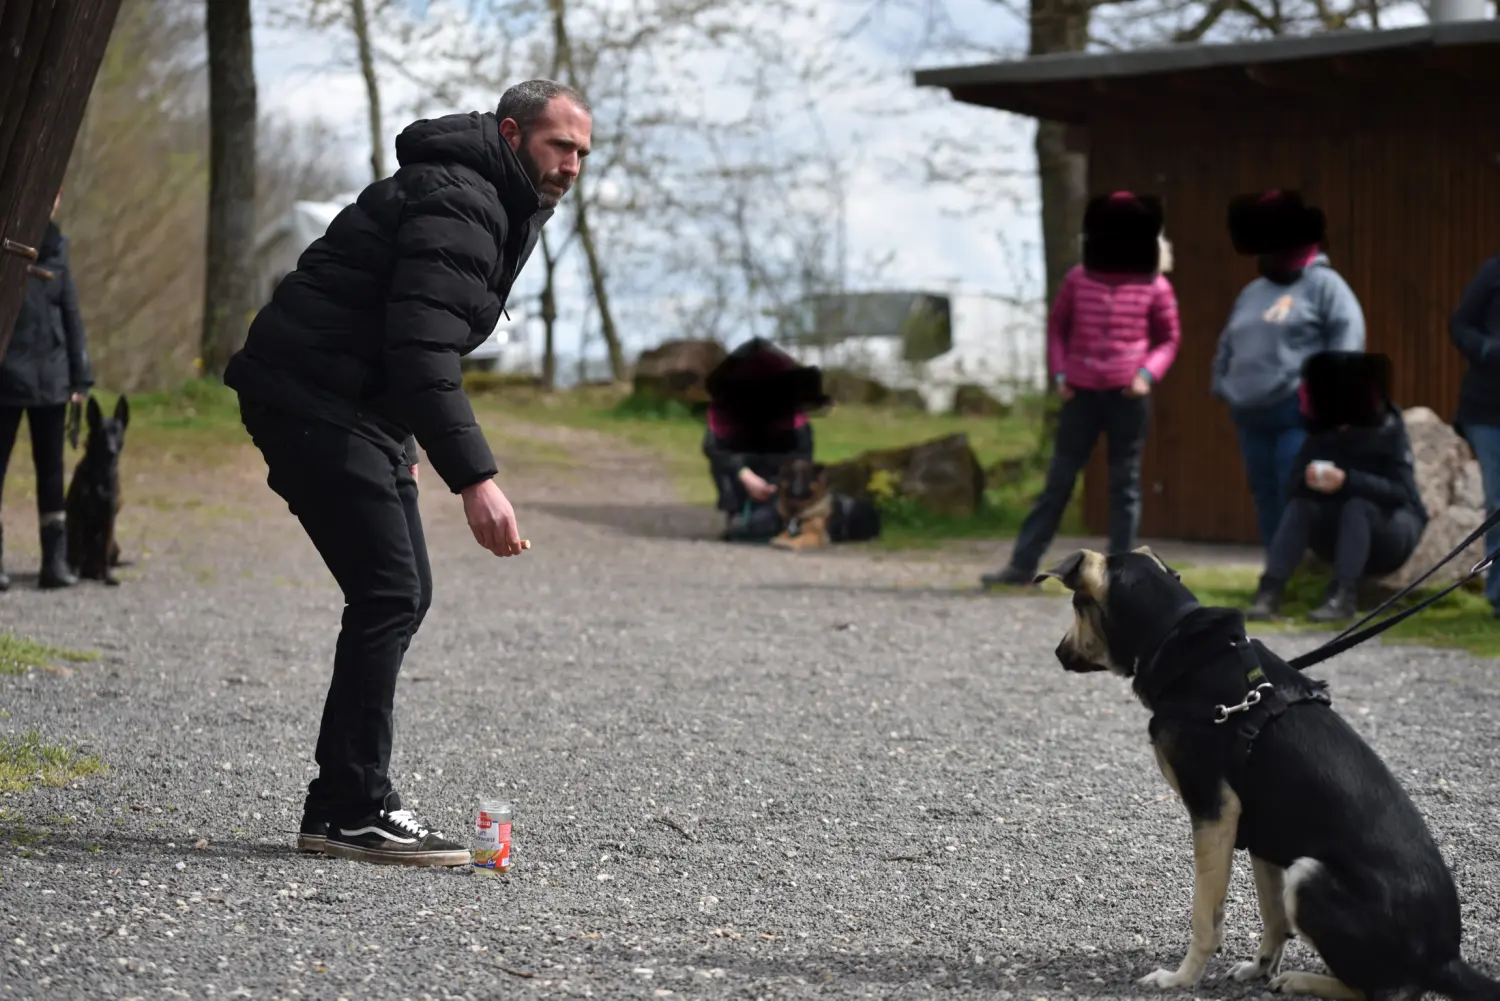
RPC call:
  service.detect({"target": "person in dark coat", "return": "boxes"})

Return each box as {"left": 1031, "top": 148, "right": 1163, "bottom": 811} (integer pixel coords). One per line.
{"left": 1447, "top": 250, "right": 1500, "bottom": 617}
{"left": 0, "top": 189, "right": 94, "bottom": 591}
{"left": 222, "top": 79, "right": 590, "bottom": 867}
{"left": 700, "top": 337, "right": 828, "bottom": 542}
{"left": 1246, "top": 351, "right": 1427, "bottom": 624}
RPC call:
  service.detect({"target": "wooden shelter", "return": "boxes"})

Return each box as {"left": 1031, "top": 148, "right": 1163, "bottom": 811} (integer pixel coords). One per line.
{"left": 915, "top": 22, "right": 1500, "bottom": 544}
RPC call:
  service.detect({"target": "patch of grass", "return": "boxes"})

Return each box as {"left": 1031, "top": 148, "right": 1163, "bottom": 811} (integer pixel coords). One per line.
{"left": 0, "top": 730, "right": 105, "bottom": 793}
{"left": 477, "top": 386, "right": 1074, "bottom": 538}
{"left": 0, "top": 632, "right": 98, "bottom": 676}
{"left": 1179, "top": 565, "right": 1500, "bottom": 657}
{"left": 1032, "top": 565, "right": 1500, "bottom": 659}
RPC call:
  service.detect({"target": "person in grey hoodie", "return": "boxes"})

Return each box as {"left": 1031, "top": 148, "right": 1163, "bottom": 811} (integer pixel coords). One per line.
{"left": 1211, "top": 190, "right": 1366, "bottom": 549}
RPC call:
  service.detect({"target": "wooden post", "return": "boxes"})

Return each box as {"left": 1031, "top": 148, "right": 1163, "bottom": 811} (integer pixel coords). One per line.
{"left": 0, "top": 0, "right": 125, "bottom": 360}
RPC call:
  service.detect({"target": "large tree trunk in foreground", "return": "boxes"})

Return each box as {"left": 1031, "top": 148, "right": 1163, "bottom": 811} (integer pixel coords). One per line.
{"left": 0, "top": 0, "right": 125, "bottom": 360}
{"left": 202, "top": 0, "right": 259, "bottom": 378}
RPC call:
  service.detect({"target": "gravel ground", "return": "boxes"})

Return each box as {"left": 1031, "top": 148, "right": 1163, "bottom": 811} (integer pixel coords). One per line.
{"left": 2, "top": 423, "right": 1499, "bottom": 1001}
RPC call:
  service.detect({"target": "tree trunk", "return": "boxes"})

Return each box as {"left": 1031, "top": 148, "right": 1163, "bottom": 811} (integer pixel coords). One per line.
{"left": 1027, "top": 0, "right": 1091, "bottom": 465}
{"left": 549, "top": 0, "right": 627, "bottom": 384}
{"left": 539, "top": 226, "right": 557, "bottom": 390}
{"left": 202, "top": 0, "right": 259, "bottom": 378}
{"left": 1029, "top": 0, "right": 1091, "bottom": 311}
{"left": 0, "top": 0, "right": 125, "bottom": 359}
{"left": 348, "top": 0, "right": 384, "bottom": 182}
{"left": 573, "top": 192, "right": 626, "bottom": 383}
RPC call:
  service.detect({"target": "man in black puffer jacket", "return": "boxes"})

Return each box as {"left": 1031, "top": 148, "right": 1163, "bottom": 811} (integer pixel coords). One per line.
{"left": 224, "top": 79, "right": 591, "bottom": 867}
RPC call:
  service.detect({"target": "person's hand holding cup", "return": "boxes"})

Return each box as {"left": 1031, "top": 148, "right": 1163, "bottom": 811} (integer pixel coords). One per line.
{"left": 1306, "top": 460, "right": 1345, "bottom": 494}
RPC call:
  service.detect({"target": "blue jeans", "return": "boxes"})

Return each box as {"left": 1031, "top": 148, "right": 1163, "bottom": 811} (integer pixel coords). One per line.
{"left": 1231, "top": 393, "right": 1307, "bottom": 550}
{"left": 1462, "top": 423, "right": 1500, "bottom": 608}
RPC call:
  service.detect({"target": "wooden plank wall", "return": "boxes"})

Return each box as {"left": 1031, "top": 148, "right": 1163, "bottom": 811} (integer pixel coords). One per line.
{"left": 1078, "top": 103, "right": 1500, "bottom": 544}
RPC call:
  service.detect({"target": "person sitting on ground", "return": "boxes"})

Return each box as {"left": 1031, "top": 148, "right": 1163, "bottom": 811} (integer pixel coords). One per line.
{"left": 1247, "top": 350, "right": 1427, "bottom": 624}
{"left": 701, "top": 337, "right": 829, "bottom": 543}
{"left": 981, "top": 190, "right": 1181, "bottom": 587}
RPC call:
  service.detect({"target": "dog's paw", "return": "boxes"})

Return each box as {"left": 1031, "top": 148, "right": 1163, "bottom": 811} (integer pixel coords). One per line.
{"left": 1268, "top": 972, "right": 1326, "bottom": 996}
{"left": 1137, "top": 968, "right": 1196, "bottom": 991}
{"left": 1232, "top": 959, "right": 1269, "bottom": 983}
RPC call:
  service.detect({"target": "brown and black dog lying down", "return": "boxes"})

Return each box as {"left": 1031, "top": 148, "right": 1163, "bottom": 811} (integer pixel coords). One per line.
{"left": 771, "top": 459, "right": 835, "bottom": 550}
{"left": 768, "top": 459, "right": 883, "bottom": 551}
{"left": 1037, "top": 545, "right": 1500, "bottom": 1001}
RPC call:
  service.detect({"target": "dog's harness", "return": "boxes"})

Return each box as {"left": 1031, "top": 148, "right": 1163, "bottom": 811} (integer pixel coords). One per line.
{"left": 1214, "top": 635, "right": 1331, "bottom": 774}
{"left": 1149, "top": 627, "right": 1331, "bottom": 774}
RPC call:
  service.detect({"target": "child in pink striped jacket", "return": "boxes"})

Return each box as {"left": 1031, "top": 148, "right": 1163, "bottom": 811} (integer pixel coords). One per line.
{"left": 982, "top": 191, "right": 1182, "bottom": 588}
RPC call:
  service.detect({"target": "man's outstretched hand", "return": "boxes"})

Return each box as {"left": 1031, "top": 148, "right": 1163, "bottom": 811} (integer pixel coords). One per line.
{"left": 460, "top": 477, "right": 527, "bottom": 556}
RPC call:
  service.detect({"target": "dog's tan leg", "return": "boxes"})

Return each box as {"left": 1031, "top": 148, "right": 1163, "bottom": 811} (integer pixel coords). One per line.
{"left": 1137, "top": 783, "right": 1242, "bottom": 991}
{"left": 1232, "top": 855, "right": 1290, "bottom": 982}
{"left": 1269, "top": 972, "right": 1365, "bottom": 1000}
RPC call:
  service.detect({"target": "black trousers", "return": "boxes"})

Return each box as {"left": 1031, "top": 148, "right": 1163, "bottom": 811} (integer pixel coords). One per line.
{"left": 1265, "top": 495, "right": 1422, "bottom": 585}
{"left": 1010, "top": 388, "right": 1150, "bottom": 573}
{"left": 0, "top": 404, "right": 67, "bottom": 513}
{"left": 239, "top": 401, "right": 432, "bottom": 824}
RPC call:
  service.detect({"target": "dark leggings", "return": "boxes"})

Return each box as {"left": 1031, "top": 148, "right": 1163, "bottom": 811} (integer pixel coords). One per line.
{"left": 0, "top": 404, "right": 68, "bottom": 514}
{"left": 1265, "top": 495, "right": 1422, "bottom": 584}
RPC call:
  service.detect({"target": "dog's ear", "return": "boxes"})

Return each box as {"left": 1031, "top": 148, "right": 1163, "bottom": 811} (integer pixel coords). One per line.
{"left": 1132, "top": 545, "right": 1182, "bottom": 581}
{"left": 86, "top": 395, "right": 103, "bottom": 430}
{"left": 113, "top": 394, "right": 129, "bottom": 429}
{"left": 1034, "top": 549, "right": 1108, "bottom": 598}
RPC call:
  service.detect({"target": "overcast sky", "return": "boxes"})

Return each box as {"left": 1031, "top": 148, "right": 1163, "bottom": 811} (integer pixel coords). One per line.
{"left": 249, "top": 0, "right": 1046, "bottom": 369}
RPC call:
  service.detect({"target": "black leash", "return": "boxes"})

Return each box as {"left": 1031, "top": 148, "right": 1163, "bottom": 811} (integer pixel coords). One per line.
{"left": 1288, "top": 506, "right": 1500, "bottom": 672}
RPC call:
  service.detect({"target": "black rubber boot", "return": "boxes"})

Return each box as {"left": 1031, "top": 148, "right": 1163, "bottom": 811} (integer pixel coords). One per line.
{"left": 1245, "top": 575, "right": 1285, "bottom": 621}
{"left": 0, "top": 523, "right": 10, "bottom": 592}
{"left": 1308, "top": 579, "right": 1358, "bottom": 623}
{"left": 37, "top": 517, "right": 77, "bottom": 590}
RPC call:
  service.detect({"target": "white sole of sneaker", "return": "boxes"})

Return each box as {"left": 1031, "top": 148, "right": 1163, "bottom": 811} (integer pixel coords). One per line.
{"left": 324, "top": 841, "right": 471, "bottom": 867}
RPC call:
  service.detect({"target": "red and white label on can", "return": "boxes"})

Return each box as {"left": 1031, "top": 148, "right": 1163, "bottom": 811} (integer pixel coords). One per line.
{"left": 473, "top": 810, "right": 511, "bottom": 872}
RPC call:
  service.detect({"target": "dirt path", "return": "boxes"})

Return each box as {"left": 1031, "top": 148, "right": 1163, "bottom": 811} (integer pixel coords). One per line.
{"left": 2, "top": 419, "right": 1496, "bottom": 1000}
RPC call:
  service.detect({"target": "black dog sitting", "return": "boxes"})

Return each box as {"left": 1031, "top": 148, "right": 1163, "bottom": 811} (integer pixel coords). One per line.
{"left": 65, "top": 395, "right": 128, "bottom": 586}
{"left": 1037, "top": 545, "right": 1500, "bottom": 1001}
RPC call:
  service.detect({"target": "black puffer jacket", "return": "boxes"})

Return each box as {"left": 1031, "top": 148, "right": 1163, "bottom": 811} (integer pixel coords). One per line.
{"left": 0, "top": 220, "right": 94, "bottom": 408}
{"left": 224, "top": 111, "right": 552, "bottom": 493}
{"left": 1449, "top": 252, "right": 1500, "bottom": 436}
{"left": 1287, "top": 403, "right": 1428, "bottom": 528}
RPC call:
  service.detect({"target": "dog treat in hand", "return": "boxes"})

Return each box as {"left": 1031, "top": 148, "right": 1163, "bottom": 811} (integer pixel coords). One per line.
{"left": 521, "top": 539, "right": 530, "bottom": 550}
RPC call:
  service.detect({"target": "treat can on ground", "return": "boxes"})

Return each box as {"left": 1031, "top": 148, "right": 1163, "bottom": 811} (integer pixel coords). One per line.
{"left": 472, "top": 797, "right": 512, "bottom": 876}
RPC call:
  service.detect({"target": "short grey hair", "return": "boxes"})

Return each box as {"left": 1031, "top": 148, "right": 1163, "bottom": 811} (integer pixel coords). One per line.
{"left": 496, "top": 79, "right": 590, "bottom": 131}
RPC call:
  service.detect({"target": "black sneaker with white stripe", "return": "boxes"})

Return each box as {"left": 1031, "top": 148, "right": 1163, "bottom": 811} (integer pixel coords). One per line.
{"left": 323, "top": 792, "right": 469, "bottom": 867}
{"left": 296, "top": 813, "right": 329, "bottom": 854}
